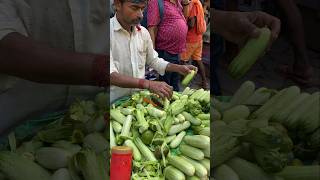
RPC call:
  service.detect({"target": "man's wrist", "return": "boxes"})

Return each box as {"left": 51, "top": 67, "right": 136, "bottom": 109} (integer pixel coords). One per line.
{"left": 166, "top": 63, "right": 180, "bottom": 73}
{"left": 138, "top": 79, "right": 150, "bottom": 89}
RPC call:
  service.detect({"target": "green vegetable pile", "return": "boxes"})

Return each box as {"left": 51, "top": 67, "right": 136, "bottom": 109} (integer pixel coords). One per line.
{"left": 110, "top": 88, "right": 210, "bottom": 180}
{"left": 212, "top": 80, "right": 320, "bottom": 180}
{"left": 0, "top": 93, "right": 109, "bottom": 180}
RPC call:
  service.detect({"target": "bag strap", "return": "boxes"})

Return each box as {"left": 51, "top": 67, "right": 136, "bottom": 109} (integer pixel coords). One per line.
{"left": 157, "top": 0, "right": 164, "bottom": 24}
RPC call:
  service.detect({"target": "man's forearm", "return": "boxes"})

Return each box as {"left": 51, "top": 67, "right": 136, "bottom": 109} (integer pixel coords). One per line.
{"left": 212, "top": 9, "right": 226, "bottom": 35}
{"left": 166, "top": 63, "right": 180, "bottom": 72}
{"left": 0, "top": 32, "right": 107, "bottom": 86}
{"left": 110, "top": 72, "right": 149, "bottom": 89}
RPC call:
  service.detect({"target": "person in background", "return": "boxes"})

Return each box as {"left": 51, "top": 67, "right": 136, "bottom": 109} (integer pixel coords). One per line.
{"left": 180, "top": 0, "right": 208, "bottom": 89}
{"left": 273, "top": 0, "right": 314, "bottom": 85}
{"left": 202, "top": 0, "right": 210, "bottom": 43}
{"left": 147, "top": 0, "right": 191, "bottom": 91}
{"left": 110, "top": 0, "right": 197, "bottom": 102}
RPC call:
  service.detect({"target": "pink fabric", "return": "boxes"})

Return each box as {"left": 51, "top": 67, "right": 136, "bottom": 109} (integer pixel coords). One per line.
{"left": 147, "top": 0, "right": 188, "bottom": 54}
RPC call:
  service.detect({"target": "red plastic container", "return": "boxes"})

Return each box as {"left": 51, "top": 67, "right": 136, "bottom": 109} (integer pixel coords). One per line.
{"left": 110, "top": 146, "right": 133, "bottom": 180}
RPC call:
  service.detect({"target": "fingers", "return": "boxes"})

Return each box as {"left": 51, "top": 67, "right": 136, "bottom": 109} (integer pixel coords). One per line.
{"left": 238, "top": 15, "right": 260, "bottom": 39}
{"left": 155, "top": 82, "right": 172, "bottom": 99}
{"left": 160, "top": 88, "right": 171, "bottom": 99}
{"left": 191, "top": 65, "right": 198, "bottom": 72}
{"left": 252, "top": 11, "right": 281, "bottom": 44}
{"left": 268, "top": 17, "right": 281, "bottom": 46}
{"left": 157, "top": 92, "right": 164, "bottom": 99}
{"left": 185, "top": 65, "right": 197, "bottom": 74}
{"left": 163, "top": 84, "right": 173, "bottom": 98}
{"left": 179, "top": 66, "right": 189, "bottom": 75}
{"left": 165, "top": 83, "right": 172, "bottom": 90}
{"left": 246, "top": 11, "right": 281, "bottom": 51}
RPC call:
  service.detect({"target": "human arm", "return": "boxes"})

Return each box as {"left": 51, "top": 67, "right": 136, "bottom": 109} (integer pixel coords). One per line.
{"left": 166, "top": 63, "right": 197, "bottom": 75}
{"left": 0, "top": 32, "right": 108, "bottom": 86}
{"left": 110, "top": 72, "right": 173, "bottom": 98}
{"left": 110, "top": 51, "right": 173, "bottom": 98}
{"left": 182, "top": 0, "right": 191, "bottom": 18}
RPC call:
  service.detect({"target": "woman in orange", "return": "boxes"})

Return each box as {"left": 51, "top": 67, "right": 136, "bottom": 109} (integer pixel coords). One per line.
{"left": 180, "top": 0, "right": 208, "bottom": 89}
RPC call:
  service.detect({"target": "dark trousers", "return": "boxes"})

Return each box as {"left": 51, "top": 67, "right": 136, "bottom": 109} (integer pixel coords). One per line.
{"left": 157, "top": 50, "right": 180, "bottom": 91}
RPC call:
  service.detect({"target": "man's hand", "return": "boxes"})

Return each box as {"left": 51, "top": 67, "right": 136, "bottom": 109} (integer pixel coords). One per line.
{"left": 166, "top": 63, "right": 197, "bottom": 75}
{"left": 213, "top": 10, "right": 281, "bottom": 48}
{"left": 177, "top": 64, "right": 197, "bottom": 75}
{"left": 148, "top": 81, "right": 173, "bottom": 99}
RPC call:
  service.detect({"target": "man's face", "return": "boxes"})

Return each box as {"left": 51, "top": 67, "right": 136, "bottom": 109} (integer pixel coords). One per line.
{"left": 116, "top": 0, "right": 147, "bottom": 26}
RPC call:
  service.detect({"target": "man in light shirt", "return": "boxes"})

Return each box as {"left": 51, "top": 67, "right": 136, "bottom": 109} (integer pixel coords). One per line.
{"left": 110, "top": 0, "right": 197, "bottom": 102}
{"left": 0, "top": 0, "right": 108, "bottom": 135}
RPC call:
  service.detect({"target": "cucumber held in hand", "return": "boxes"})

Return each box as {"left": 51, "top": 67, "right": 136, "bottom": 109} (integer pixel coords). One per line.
{"left": 228, "top": 27, "right": 271, "bottom": 78}
{"left": 182, "top": 70, "right": 196, "bottom": 86}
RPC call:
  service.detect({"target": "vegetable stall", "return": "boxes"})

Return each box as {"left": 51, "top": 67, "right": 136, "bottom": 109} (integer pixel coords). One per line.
{"left": 0, "top": 86, "right": 210, "bottom": 180}
{"left": 110, "top": 88, "right": 211, "bottom": 179}
{"left": 212, "top": 80, "right": 320, "bottom": 180}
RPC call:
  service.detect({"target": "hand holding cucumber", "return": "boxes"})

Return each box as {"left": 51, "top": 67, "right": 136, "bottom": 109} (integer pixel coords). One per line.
{"left": 166, "top": 63, "right": 197, "bottom": 76}
{"left": 165, "top": 63, "right": 198, "bottom": 88}
{"left": 178, "top": 65, "right": 197, "bottom": 76}
{"left": 213, "top": 10, "right": 281, "bottom": 47}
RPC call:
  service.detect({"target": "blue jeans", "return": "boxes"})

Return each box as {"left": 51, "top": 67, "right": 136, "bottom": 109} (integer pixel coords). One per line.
{"left": 157, "top": 50, "right": 180, "bottom": 91}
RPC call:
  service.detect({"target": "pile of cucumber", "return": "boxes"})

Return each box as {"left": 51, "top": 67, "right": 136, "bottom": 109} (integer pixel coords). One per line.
{"left": 212, "top": 81, "right": 319, "bottom": 180}
{"left": 110, "top": 89, "right": 211, "bottom": 180}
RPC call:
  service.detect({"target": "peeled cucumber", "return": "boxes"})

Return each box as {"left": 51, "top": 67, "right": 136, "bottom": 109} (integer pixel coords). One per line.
{"left": 228, "top": 27, "right": 271, "bottom": 78}
{"left": 182, "top": 70, "right": 196, "bottom": 86}
{"left": 214, "top": 164, "right": 240, "bottom": 180}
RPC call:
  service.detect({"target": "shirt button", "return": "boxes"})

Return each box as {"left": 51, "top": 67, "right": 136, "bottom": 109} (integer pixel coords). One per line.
{"left": 139, "top": 64, "right": 144, "bottom": 69}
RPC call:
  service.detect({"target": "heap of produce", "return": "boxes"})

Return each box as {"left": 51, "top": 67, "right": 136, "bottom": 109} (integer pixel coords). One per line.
{"left": 0, "top": 93, "right": 109, "bottom": 180}
{"left": 212, "top": 80, "right": 320, "bottom": 180}
{"left": 110, "top": 87, "right": 210, "bottom": 180}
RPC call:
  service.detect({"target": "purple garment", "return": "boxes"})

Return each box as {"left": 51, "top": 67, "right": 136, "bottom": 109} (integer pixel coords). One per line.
{"left": 147, "top": 0, "right": 188, "bottom": 54}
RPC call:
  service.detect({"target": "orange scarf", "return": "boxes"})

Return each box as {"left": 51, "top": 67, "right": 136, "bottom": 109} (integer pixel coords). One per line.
{"left": 190, "top": 0, "right": 206, "bottom": 34}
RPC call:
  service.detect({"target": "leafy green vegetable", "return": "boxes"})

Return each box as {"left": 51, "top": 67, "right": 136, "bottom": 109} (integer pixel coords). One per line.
{"left": 185, "top": 99, "right": 202, "bottom": 116}
{"left": 253, "top": 146, "right": 288, "bottom": 173}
